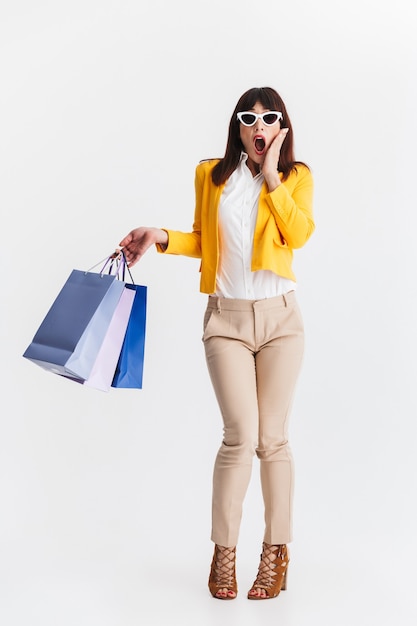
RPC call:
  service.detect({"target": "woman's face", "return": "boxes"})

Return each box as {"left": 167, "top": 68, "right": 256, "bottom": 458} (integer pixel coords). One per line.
{"left": 238, "top": 101, "right": 282, "bottom": 174}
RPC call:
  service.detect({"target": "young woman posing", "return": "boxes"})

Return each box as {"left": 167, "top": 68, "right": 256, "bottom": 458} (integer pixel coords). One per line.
{"left": 119, "top": 86, "right": 315, "bottom": 600}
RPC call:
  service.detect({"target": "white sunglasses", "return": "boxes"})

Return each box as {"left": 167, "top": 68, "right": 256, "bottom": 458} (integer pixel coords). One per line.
{"left": 237, "top": 111, "right": 283, "bottom": 127}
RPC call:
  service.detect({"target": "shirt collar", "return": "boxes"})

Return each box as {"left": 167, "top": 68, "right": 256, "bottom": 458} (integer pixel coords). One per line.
{"left": 239, "top": 151, "right": 263, "bottom": 180}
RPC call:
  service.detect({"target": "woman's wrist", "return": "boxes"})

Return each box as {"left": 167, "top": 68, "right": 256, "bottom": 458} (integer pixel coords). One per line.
{"left": 155, "top": 228, "right": 168, "bottom": 250}
{"left": 264, "top": 171, "right": 281, "bottom": 192}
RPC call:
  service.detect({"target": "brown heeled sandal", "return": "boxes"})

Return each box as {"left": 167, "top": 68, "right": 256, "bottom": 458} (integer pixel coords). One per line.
{"left": 208, "top": 545, "right": 238, "bottom": 600}
{"left": 247, "top": 543, "right": 289, "bottom": 600}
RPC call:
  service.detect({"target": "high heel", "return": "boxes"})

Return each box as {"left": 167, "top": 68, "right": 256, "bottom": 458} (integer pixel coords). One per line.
{"left": 208, "top": 545, "right": 238, "bottom": 600}
{"left": 281, "top": 567, "right": 288, "bottom": 591}
{"left": 247, "top": 543, "right": 289, "bottom": 600}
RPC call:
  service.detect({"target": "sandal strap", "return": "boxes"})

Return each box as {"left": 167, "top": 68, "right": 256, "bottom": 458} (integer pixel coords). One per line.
{"left": 251, "top": 543, "right": 288, "bottom": 591}
{"left": 212, "top": 545, "right": 236, "bottom": 588}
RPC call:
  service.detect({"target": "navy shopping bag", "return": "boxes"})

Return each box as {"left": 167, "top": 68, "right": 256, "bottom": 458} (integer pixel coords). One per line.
{"left": 23, "top": 257, "right": 125, "bottom": 380}
{"left": 111, "top": 282, "right": 147, "bottom": 389}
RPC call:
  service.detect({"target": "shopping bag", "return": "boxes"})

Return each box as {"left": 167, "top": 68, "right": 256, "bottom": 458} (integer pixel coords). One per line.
{"left": 23, "top": 257, "right": 125, "bottom": 379}
{"left": 111, "top": 283, "right": 147, "bottom": 389}
{"left": 83, "top": 285, "right": 135, "bottom": 391}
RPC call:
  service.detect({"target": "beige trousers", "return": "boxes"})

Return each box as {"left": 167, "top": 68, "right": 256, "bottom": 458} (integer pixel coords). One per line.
{"left": 202, "top": 292, "right": 304, "bottom": 548}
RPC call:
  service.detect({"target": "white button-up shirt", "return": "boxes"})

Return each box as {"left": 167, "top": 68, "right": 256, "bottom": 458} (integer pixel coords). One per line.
{"left": 215, "top": 152, "right": 296, "bottom": 299}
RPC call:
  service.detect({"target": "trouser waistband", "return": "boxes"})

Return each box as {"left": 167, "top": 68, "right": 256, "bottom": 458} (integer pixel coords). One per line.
{"left": 207, "top": 291, "right": 296, "bottom": 313}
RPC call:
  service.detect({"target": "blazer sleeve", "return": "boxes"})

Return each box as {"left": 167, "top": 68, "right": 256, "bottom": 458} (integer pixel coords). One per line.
{"left": 265, "top": 165, "right": 315, "bottom": 249}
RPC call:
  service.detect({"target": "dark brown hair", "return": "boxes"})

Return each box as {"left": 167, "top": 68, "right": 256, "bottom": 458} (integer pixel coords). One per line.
{"left": 211, "top": 87, "right": 308, "bottom": 186}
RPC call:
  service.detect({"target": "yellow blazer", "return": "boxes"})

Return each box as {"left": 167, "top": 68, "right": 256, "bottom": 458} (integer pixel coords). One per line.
{"left": 157, "top": 159, "right": 315, "bottom": 294}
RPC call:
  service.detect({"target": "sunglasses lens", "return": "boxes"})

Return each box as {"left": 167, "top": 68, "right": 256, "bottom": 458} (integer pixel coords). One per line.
{"left": 240, "top": 113, "right": 257, "bottom": 126}
{"left": 263, "top": 113, "right": 279, "bottom": 125}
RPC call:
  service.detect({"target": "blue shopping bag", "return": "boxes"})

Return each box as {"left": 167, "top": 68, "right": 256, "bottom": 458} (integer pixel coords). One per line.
{"left": 23, "top": 257, "right": 125, "bottom": 380}
{"left": 111, "top": 282, "right": 147, "bottom": 389}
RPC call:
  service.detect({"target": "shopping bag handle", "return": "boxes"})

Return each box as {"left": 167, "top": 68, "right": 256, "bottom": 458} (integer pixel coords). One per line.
{"left": 109, "top": 251, "right": 135, "bottom": 284}
{"left": 86, "top": 252, "right": 135, "bottom": 284}
{"left": 120, "top": 251, "right": 135, "bottom": 284}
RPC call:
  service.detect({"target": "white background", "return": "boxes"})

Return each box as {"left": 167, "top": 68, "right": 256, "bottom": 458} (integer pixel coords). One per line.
{"left": 1, "top": 1, "right": 416, "bottom": 624}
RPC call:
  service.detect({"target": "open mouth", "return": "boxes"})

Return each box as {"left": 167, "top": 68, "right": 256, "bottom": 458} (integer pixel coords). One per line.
{"left": 254, "top": 136, "right": 265, "bottom": 154}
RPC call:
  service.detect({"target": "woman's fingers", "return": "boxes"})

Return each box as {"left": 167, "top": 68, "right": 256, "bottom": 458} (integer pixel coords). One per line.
{"left": 272, "top": 127, "right": 289, "bottom": 151}
{"left": 117, "top": 227, "right": 159, "bottom": 266}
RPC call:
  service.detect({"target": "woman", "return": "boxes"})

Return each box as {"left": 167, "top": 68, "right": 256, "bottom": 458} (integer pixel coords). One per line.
{"left": 119, "top": 87, "right": 315, "bottom": 600}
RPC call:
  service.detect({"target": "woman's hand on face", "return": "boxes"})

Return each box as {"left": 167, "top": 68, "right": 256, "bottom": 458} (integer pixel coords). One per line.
{"left": 262, "top": 128, "right": 289, "bottom": 189}
{"left": 118, "top": 227, "right": 168, "bottom": 267}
